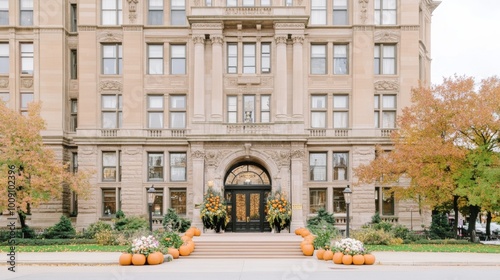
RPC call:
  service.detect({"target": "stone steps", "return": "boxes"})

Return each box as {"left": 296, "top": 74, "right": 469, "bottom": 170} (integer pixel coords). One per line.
{"left": 187, "top": 240, "right": 306, "bottom": 259}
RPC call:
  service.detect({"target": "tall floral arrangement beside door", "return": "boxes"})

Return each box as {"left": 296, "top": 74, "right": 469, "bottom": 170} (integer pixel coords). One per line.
{"left": 266, "top": 190, "right": 291, "bottom": 233}
{"left": 200, "top": 187, "right": 228, "bottom": 233}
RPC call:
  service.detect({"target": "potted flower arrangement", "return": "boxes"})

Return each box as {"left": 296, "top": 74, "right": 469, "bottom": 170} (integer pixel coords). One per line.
{"left": 266, "top": 190, "right": 291, "bottom": 233}
{"left": 332, "top": 237, "right": 374, "bottom": 265}
{"left": 124, "top": 235, "right": 164, "bottom": 265}
{"left": 200, "top": 187, "right": 228, "bottom": 233}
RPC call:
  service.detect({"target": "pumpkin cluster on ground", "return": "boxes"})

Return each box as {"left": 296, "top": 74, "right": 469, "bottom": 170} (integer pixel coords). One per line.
{"left": 295, "top": 228, "right": 376, "bottom": 265}
{"left": 118, "top": 227, "right": 201, "bottom": 266}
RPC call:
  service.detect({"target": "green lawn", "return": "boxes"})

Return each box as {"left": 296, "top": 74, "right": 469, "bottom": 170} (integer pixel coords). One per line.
{"left": 367, "top": 243, "right": 500, "bottom": 253}
{"left": 0, "top": 244, "right": 129, "bottom": 252}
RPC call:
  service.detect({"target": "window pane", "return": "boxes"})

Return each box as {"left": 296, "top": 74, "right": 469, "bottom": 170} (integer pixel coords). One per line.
{"left": 227, "top": 0, "right": 237, "bottom": 6}
{"left": 170, "top": 153, "right": 187, "bottom": 181}
{"left": 333, "top": 95, "right": 348, "bottom": 109}
{"left": 333, "top": 45, "right": 348, "bottom": 74}
{"left": 311, "top": 45, "right": 326, "bottom": 74}
{"left": 103, "top": 152, "right": 117, "bottom": 166}
{"left": 149, "top": 45, "right": 163, "bottom": 57}
{"left": 243, "top": 0, "right": 255, "bottom": 6}
{"left": 20, "top": 93, "right": 33, "bottom": 108}
{"left": 333, "top": 152, "right": 348, "bottom": 180}
{"left": 102, "top": 112, "right": 117, "bottom": 128}
{"left": 102, "top": 95, "right": 117, "bottom": 109}
{"left": 311, "top": 96, "right": 326, "bottom": 109}
{"left": 170, "top": 189, "right": 187, "bottom": 215}
{"left": 170, "top": 112, "right": 186, "bottom": 128}
{"left": 261, "top": 0, "right": 271, "bottom": 6}
{"left": 171, "top": 58, "right": 186, "bottom": 74}
{"left": 171, "top": 10, "right": 186, "bottom": 25}
{"left": 149, "top": 95, "right": 164, "bottom": 109}
{"left": 148, "top": 112, "right": 163, "bottom": 128}
{"left": 311, "top": 112, "right": 326, "bottom": 128}
{"left": 170, "top": 95, "right": 186, "bottom": 109}
{"left": 382, "top": 95, "right": 396, "bottom": 108}
{"left": 333, "top": 112, "right": 348, "bottom": 128}
{"left": 148, "top": 153, "right": 164, "bottom": 180}
{"left": 103, "top": 189, "right": 116, "bottom": 215}
{"left": 261, "top": 95, "right": 270, "bottom": 111}
{"left": 333, "top": 188, "right": 346, "bottom": 213}
{"left": 309, "top": 153, "right": 327, "bottom": 181}
{"left": 382, "top": 111, "right": 396, "bottom": 128}
{"left": 309, "top": 189, "right": 326, "bottom": 214}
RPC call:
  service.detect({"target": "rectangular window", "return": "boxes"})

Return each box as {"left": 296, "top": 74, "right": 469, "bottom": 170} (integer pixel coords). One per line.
{"left": 70, "top": 4, "right": 77, "bottom": 32}
{"left": 311, "top": 44, "right": 326, "bottom": 74}
{"left": 20, "top": 0, "right": 33, "bottom": 26}
{"left": 310, "top": 153, "right": 327, "bottom": 181}
{"left": 311, "top": 95, "right": 326, "bottom": 128}
{"left": 148, "top": 44, "right": 164, "bottom": 74}
{"left": 0, "top": 43, "right": 8, "bottom": 74}
{"left": 261, "top": 95, "right": 270, "bottom": 123}
{"left": 374, "top": 94, "right": 396, "bottom": 128}
{"left": 333, "top": 0, "right": 348, "bottom": 25}
{"left": 21, "top": 43, "right": 33, "bottom": 75}
{"left": 374, "top": 44, "right": 396, "bottom": 75}
{"left": 333, "top": 95, "right": 348, "bottom": 128}
{"left": 102, "top": 0, "right": 122, "bottom": 25}
{"left": 102, "top": 188, "right": 120, "bottom": 216}
{"left": 311, "top": 0, "right": 326, "bottom": 25}
{"left": 0, "top": 0, "right": 8, "bottom": 25}
{"left": 171, "top": 0, "right": 186, "bottom": 25}
{"left": 170, "top": 44, "right": 186, "bottom": 75}
{"left": 375, "top": 187, "right": 395, "bottom": 215}
{"left": 243, "top": 0, "right": 255, "bottom": 6}
{"left": 70, "top": 49, "right": 77, "bottom": 79}
{"left": 243, "top": 95, "right": 255, "bottom": 123}
{"left": 102, "top": 44, "right": 122, "bottom": 75}
{"left": 0, "top": 92, "right": 9, "bottom": 107}
{"left": 375, "top": 0, "right": 397, "bottom": 25}
{"left": 243, "top": 43, "right": 256, "bottom": 74}
{"left": 20, "top": 92, "right": 33, "bottom": 115}
{"left": 261, "top": 0, "right": 271, "bottom": 6}
{"left": 333, "top": 188, "right": 346, "bottom": 213}
{"left": 170, "top": 152, "right": 187, "bottom": 181}
{"left": 150, "top": 189, "right": 163, "bottom": 216}
{"left": 333, "top": 44, "right": 348, "bottom": 74}
{"left": 148, "top": 152, "right": 164, "bottom": 180}
{"left": 101, "top": 94, "right": 122, "bottom": 128}
{"left": 72, "top": 152, "right": 78, "bottom": 173}
{"left": 148, "top": 0, "right": 163, "bottom": 25}
{"left": 70, "top": 99, "right": 77, "bottom": 132}
{"left": 286, "top": 0, "right": 293, "bottom": 7}
{"left": 170, "top": 189, "right": 187, "bottom": 215}
{"left": 170, "top": 95, "right": 186, "bottom": 128}
{"left": 205, "top": 0, "right": 213, "bottom": 6}
{"left": 148, "top": 95, "right": 164, "bottom": 128}
{"left": 261, "top": 43, "right": 271, "bottom": 73}
{"left": 227, "top": 43, "right": 237, "bottom": 74}
{"left": 102, "top": 151, "right": 120, "bottom": 181}
{"left": 227, "top": 96, "right": 237, "bottom": 123}
{"left": 309, "top": 188, "right": 326, "bottom": 214}
{"left": 227, "top": 0, "right": 237, "bottom": 6}
{"left": 333, "top": 152, "right": 348, "bottom": 180}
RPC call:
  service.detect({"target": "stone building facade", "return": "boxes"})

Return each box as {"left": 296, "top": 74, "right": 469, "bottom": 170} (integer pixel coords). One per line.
{"left": 0, "top": 0, "right": 440, "bottom": 232}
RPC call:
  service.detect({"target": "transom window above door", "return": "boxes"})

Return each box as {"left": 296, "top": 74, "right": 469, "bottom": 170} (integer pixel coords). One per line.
{"left": 225, "top": 163, "right": 271, "bottom": 185}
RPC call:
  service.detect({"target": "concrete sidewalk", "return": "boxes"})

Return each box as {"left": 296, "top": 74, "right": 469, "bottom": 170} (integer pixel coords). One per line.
{"left": 2, "top": 251, "right": 499, "bottom": 266}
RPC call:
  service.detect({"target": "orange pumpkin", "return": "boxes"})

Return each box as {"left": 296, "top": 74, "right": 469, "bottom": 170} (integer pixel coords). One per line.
{"left": 168, "top": 247, "right": 180, "bottom": 259}
{"left": 187, "top": 240, "right": 195, "bottom": 253}
{"left": 316, "top": 248, "right": 325, "bottom": 260}
{"left": 194, "top": 227, "right": 201, "bottom": 236}
{"left": 352, "top": 254, "right": 365, "bottom": 265}
{"left": 303, "top": 235, "right": 315, "bottom": 243}
{"left": 185, "top": 228, "right": 195, "bottom": 238}
{"left": 332, "top": 252, "right": 344, "bottom": 264}
{"left": 179, "top": 244, "right": 191, "bottom": 256}
{"left": 300, "top": 229, "right": 311, "bottom": 237}
{"left": 364, "top": 254, "right": 376, "bottom": 265}
{"left": 147, "top": 252, "right": 163, "bottom": 265}
{"left": 118, "top": 253, "right": 132, "bottom": 266}
{"left": 181, "top": 235, "right": 192, "bottom": 242}
{"left": 323, "top": 250, "right": 334, "bottom": 261}
{"left": 131, "top": 254, "right": 146, "bottom": 266}
{"left": 302, "top": 244, "right": 314, "bottom": 256}
{"left": 295, "top": 228, "right": 304, "bottom": 235}
{"left": 342, "top": 254, "right": 353, "bottom": 265}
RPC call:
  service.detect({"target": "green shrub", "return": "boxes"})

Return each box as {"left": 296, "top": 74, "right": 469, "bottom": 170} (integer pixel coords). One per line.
{"left": 0, "top": 238, "right": 95, "bottom": 246}
{"left": 157, "top": 231, "right": 183, "bottom": 249}
{"left": 412, "top": 239, "right": 469, "bottom": 245}
{"left": 115, "top": 210, "right": 125, "bottom": 219}
{"left": 313, "top": 229, "right": 337, "bottom": 250}
{"left": 162, "top": 208, "right": 191, "bottom": 233}
{"left": 307, "top": 208, "right": 336, "bottom": 234}
{"left": 94, "top": 229, "right": 129, "bottom": 246}
{"left": 429, "top": 213, "right": 454, "bottom": 240}
{"left": 84, "top": 221, "right": 113, "bottom": 239}
{"left": 114, "top": 216, "right": 148, "bottom": 232}
{"left": 351, "top": 227, "right": 396, "bottom": 245}
{"left": 43, "top": 215, "right": 76, "bottom": 239}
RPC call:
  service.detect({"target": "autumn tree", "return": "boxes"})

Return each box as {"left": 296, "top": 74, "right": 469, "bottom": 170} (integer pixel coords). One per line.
{"left": 355, "top": 76, "right": 500, "bottom": 239}
{"left": 0, "top": 101, "right": 91, "bottom": 229}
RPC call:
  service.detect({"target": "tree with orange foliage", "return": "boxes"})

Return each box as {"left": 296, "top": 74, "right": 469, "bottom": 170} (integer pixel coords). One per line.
{"left": 0, "top": 101, "right": 91, "bottom": 230}
{"left": 355, "top": 76, "right": 500, "bottom": 239}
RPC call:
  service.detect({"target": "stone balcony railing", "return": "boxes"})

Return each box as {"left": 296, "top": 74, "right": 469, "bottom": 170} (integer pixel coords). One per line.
{"left": 226, "top": 124, "right": 272, "bottom": 134}
{"left": 189, "top": 6, "right": 307, "bottom": 20}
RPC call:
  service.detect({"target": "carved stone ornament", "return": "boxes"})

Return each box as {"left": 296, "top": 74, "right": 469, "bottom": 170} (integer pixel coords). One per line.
{"left": 205, "top": 150, "right": 228, "bottom": 167}
{"left": 0, "top": 78, "right": 8, "bottom": 88}
{"left": 127, "top": 0, "right": 138, "bottom": 12}
{"left": 359, "top": 0, "right": 369, "bottom": 24}
{"left": 193, "top": 0, "right": 201, "bottom": 6}
{"left": 192, "top": 35, "right": 205, "bottom": 44}
{"left": 374, "top": 80, "right": 399, "bottom": 91}
{"left": 80, "top": 146, "right": 97, "bottom": 155}
{"left": 274, "top": 35, "right": 288, "bottom": 45}
{"left": 21, "top": 78, "right": 33, "bottom": 89}
{"left": 292, "top": 35, "right": 304, "bottom": 44}
{"left": 123, "top": 147, "right": 140, "bottom": 155}
{"left": 191, "top": 23, "right": 224, "bottom": 30}
{"left": 99, "top": 80, "right": 122, "bottom": 91}
{"left": 274, "top": 23, "right": 305, "bottom": 30}
{"left": 267, "top": 150, "right": 291, "bottom": 167}
{"left": 374, "top": 31, "right": 400, "bottom": 43}
{"left": 98, "top": 32, "right": 123, "bottom": 42}
{"left": 210, "top": 35, "right": 224, "bottom": 45}
{"left": 291, "top": 150, "right": 305, "bottom": 159}
{"left": 225, "top": 7, "right": 272, "bottom": 16}
{"left": 191, "top": 150, "right": 205, "bottom": 159}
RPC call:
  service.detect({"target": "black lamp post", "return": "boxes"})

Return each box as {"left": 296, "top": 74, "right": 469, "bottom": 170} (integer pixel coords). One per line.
{"left": 147, "top": 185, "right": 156, "bottom": 233}
{"left": 343, "top": 185, "right": 352, "bottom": 238}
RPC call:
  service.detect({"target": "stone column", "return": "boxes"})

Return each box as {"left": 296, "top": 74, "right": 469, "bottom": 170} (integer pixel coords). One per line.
{"left": 274, "top": 35, "right": 288, "bottom": 121}
{"left": 190, "top": 145, "right": 205, "bottom": 229}
{"left": 291, "top": 35, "right": 304, "bottom": 120}
{"left": 211, "top": 35, "right": 224, "bottom": 122}
{"left": 290, "top": 145, "right": 305, "bottom": 230}
{"left": 193, "top": 35, "right": 205, "bottom": 122}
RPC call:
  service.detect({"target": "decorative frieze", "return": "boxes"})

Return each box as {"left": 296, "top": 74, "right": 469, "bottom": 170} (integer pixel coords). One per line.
{"left": 374, "top": 80, "right": 399, "bottom": 91}
{"left": 266, "top": 150, "right": 291, "bottom": 167}
{"left": 274, "top": 35, "right": 288, "bottom": 44}
{"left": 374, "top": 30, "right": 400, "bottom": 43}
{"left": 359, "top": 0, "right": 369, "bottom": 24}
{"left": 99, "top": 80, "right": 122, "bottom": 91}
{"left": 274, "top": 23, "right": 306, "bottom": 30}
{"left": 78, "top": 26, "right": 96, "bottom": 32}
{"left": 225, "top": 7, "right": 272, "bottom": 15}
{"left": 401, "top": 25, "right": 420, "bottom": 31}
{"left": 21, "top": 78, "right": 33, "bottom": 89}
{"left": 0, "top": 78, "right": 8, "bottom": 88}
{"left": 191, "top": 150, "right": 205, "bottom": 159}
{"left": 98, "top": 32, "right": 123, "bottom": 42}
{"left": 191, "top": 23, "right": 224, "bottom": 30}
{"left": 292, "top": 35, "right": 304, "bottom": 44}
{"left": 123, "top": 26, "right": 142, "bottom": 32}
{"left": 192, "top": 35, "right": 205, "bottom": 44}
{"left": 291, "top": 150, "right": 305, "bottom": 159}
{"left": 210, "top": 35, "right": 224, "bottom": 45}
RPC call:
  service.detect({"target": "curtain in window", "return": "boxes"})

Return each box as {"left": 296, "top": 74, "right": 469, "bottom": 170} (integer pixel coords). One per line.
{"left": 382, "top": 46, "right": 395, "bottom": 74}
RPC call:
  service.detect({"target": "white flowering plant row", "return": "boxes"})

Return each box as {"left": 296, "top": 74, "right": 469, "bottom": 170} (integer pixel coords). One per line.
{"left": 332, "top": 238, "right": 367, "bottom": 256}
{"left": 129, "top": 235, "right": 160, "bottom": 256}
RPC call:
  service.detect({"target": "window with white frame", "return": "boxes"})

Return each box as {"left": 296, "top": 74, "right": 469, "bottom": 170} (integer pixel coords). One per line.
{"left": 169, "top": 95, "right": 186, "bottom": 128}
{"left": 309, "top": 188, "right": 326, "bottom": 214}
{"left": 102, "top": 188, "right": 121, "bottom": 216}
{"left": 20, "top": 92, "right": 33, "bottom": 115}
{"left": 375, "top": 187, "right": 394, "bottom": 215}
{"left": 102, "top": 0, "right": 122, "bottom": 25}
{"left": 102, "top": 44, "right": 122, "bottom": 75}
{"left": 70, "top": 49, "right": 77, "bottom": 79}
{"left": 333, "top": 44, "right": 348, "bottom": 74}
{"left": 70, "top": 99, "right": 77, "bottom": 132}
{"left": 170, "top": 152, "right": 187, "bottom": 181}
{"left": 374, "top": 44, "right": 396, "bottom": 75}
{"left": 311, "top": 0, "right": 327, "bottom": 25}
{"left": 170, "top": 44, "right": 186, "bottom": 75}
{"left": 20, "top": 43, "right": 33, "bottom": 75}
{"left": 375, "top": 0, "right": 396, "bottom": 25}
{"left": 0, "top": 0, "right": 8, "bottom": 25}
{"left": 309, "top": 152, "right": 327, "bottom": 181}
{"left": 374, "top": 94, "right": 396, "bottom": 128}
{"left": 261, "top": 43, "right": 271, "bottom": 73}
{"left": 227, "top": 96, "right": 238, "bottom": 123}
{"left": 333, "top": 94, "right": 348, "bottom": 128}
{"left": 261, "top": 0, "right": 271, "bottom": 6}
{"left": 243, "top": 43, "right": 256, "bottom": 74}
{"left": 243, "top": 0, "right": 255, "bottom": 6}
{"left": 0, "top": 92, "right": 9, "bottom": 107}
{"left": 70, "top": 4, "right": 77, "bottom": 32}
{"left": 333, "top": 0, "right": 348, "bottom": 25}
{"left": 0, "top": 43, "right": 8, "bottom": 74}
{"left": 285, "top": 0, "right": 293, "bottom": 7}
{"left": 227, "top": 0, "right": 237, "bottom": 6}
{"left": 102, "top": 151, "right": 121, "bottom": 182}
{"left": 227, "top": 43, "right": 237, "bottom": 74}
{"left": 333, "top": 152, "right": 348, "bottom": 180}
{"left": 148, "top": 44, "right": 163, "bottom": 74}
{"left": 171, "top": 0, "right": 186, "bottom": 25}
{"left": 311, "top": 44, "right": 326, "bottom": 74}
{"left": 101, "top": 94, "right": 122, "bottom": 129}
{"left": 311, "top": 95, "right": 326, "bottom": 128}
{"left": 148, "top": 95, "right": 164, "bottom": 128}
{"left": 148, "top": 0, "right": 163, "bottom": 25}
{"left": 243, "top": 95, "right": 255, "bottom": 123}
{"left": 148, "top": 152, "right": 164, "bottom": 180}
{"left": 20, "top": 0, "right": 33, "bottom": 26}
{"left": 170, "top": 189, "right": 187, "bottom": 215}
{"left": 261, "top": 95, "right": 270, "bottom": 123}
{"left": 333, "top": 188, "right": 346, "bottom": 213}
{"left": 205, "top": 0, "right": 213, "bottom": 6}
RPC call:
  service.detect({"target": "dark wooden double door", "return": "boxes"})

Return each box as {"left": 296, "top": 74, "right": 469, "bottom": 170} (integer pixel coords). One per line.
{"left": 224, "top": 187, "right": 271, "bottom": 232}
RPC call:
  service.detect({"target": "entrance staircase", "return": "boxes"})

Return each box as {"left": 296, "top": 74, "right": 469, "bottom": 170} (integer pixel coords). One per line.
{"left": 188, "top": 232, "right": 306, "bottom": 259}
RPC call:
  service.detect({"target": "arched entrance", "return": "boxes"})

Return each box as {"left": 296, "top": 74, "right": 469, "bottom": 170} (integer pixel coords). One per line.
{"left": 223, "top": 162, "right": 272, "bottom": 232}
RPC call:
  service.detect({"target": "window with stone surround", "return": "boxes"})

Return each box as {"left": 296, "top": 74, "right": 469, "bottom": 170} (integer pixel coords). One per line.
{"left": 227, "top": 43, "right": 237, "bottom": 74}
{"left": 0, "top": 0, "right": 8, "bottom": 25}
{"left": 311, "top": 0, "right": 327, "bottom": 25}
{"left": 285, "top": 0, "right": 293, "bottom": 6}
{"left": 102, "top": 188, "right": 121, "bottom": 216}
{"left": 148, "top": 0, "right": 163, "bottom": 25}
{"left": 261, "top": 95, "right": 271, "bottom": 123}
{"left": 70, "top": 99, "right": 77, "bottom": 132}
{"left": 170, "top": 189, "right": 186, "bottom": 215}
{"left": 243, "top": 0, "right": 255, "bottom": 6}
{"left": 374, "top": 94, "right": 396, "bottom": 128}
{"left": 227, "top": 41, "right": 272, "bottom": 74}
{"left": 374, "top": 44, "right": 396, "bottom": 75}
{"left": 227, "top": 96, "right": 238, "bottom": 123}
{"left": 169, "top": 95, "right": 186, "bottom": 128}
{"left": 205, "top": 0, "right": 213, "bottom": 6}
{"left": 309, "top": 152, "right": 327, "bottom": 181}
{"left": 0, "top": 42, "right": 8, "bottom": 74}
{"left": 20, "top": 0, "right": 33, "bottom": 26}
{"left": 261, "top": 0, "right": 271, "bottom": 6}
{"left": 261, "top": 43, "right": 271, "bottom": 73}
{"left": 311, "top": 95, "right": 326, "bottom": 128}
{"left": 227, "top": 0, "right": 237, "bottom": 6}
{"left": 333, "top": 44, "right": 348, "bottom": 75}
{"left": 375, "top": 187, "right": 395, "bottom": 215}
{"left": 70, "top": 4, "right": 77, "bottom": 32}
{"left": 102, "top": 0, "right": 122, "bottom": 26}
{"left": 311, "top": 44, "right": 327, "bottom": 74}
{"left": 333, "top": 152, "right": 348, "bottom": 180}
{"left": 333, "top": 0, "right": 348, "bottom": 25}
{"left": 101, "top": 94, "right": 122, "bottom": 129}
{"left": 243, "top": 43, "right": 256, "bottom": 74}
{"left": 243, "top": 95, "right": 255, "bottom": 123}
{"left": 70, "top": 49, "right": 77, "bottom": 79}
{"left": 171, "top": 0, "right": 186, "bottom": 26}
{"left": 148, "top": 95, "right": 164, "bottom": 128}
{"left": 375, "top": 0, "right": 397, "bottom": 25}
{"left": 333, "top": 94, "right": 348, "bottom": 128}
{"left": 21, "top": 43, "right": 33, "bottom": 75}
{"left": 148, "top": 152, "right": 164, "bottom": 181}
{"left": 170, "top": 44, "right": 186, "bottom": 75}
{"left": 150, "top": 188, "right": 163, "bottom": 216}
{"left": 102, "top": 151, "right": 121, "bottom": 182}
{"left": 148, "top": 44, "right": 164, "bottom": 75}
{"left": 102, "top": 44, "right": 122, "bottom": 75}
{"left": 20, "top": 92, "right": 33, "bottom": 116}
{"left": 333, "top": 188, "right": 346, "bottom": 213}
{"left": 170, "top": 152, "right": 187, "bottom": 181}
{"left": 309, "top": 188, "right": 326, "bottom": 214}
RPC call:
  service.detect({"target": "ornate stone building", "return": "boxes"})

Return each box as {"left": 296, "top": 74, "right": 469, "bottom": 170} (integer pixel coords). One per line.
{"left": 0, "top": 0, "right": 440, "bottom": 232}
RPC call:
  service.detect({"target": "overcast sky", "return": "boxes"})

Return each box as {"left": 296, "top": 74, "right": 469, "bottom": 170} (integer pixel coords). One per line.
{"left": 431, "top": 0, "right": 500, "bottom": 85}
